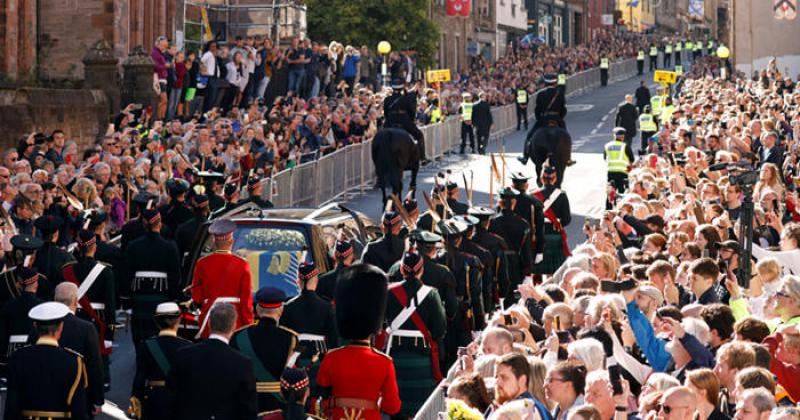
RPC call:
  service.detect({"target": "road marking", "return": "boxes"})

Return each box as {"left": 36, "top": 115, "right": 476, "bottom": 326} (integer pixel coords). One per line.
{"left": 567, "top": 104, "right": 594, "bottom": 112}
{"left": 590, "top": 128, "right": 598, "bottom": 135}
{"left": 601, "top": 114, "right": 608, "bottom": 122}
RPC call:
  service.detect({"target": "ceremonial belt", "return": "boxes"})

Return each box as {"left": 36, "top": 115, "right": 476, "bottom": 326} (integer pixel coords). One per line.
{"left": 334, "top": 397, "right": 379, "bottom": 411}
{"left": 21, "top": 410, "right": 71, "bottom": 419}
{"left": 386, "top": 285, "right": 443, "bottom": 382}
{"left": 145, "top": 339, "right": 170, "bottom": 377}
{"left": 133, "top": 271, "right": 169, "bottom": 293}
{"left": 63, "top": 264, "right": 111, "bottom": 355}
{"left": 90, "top": 303, "right": 105, "bottom": 310}
{"left": 76, "top": 263, "right": 105, "bottom": 301}
{"left": 196, "top": 297, "right": 241, "bottom": 339}
{"left": 145, "top": 380, "right": 166, "bottom": 387}
{"left": 234, "top": 331, "right": 285, "bottom": 402}
{"left": 533, "top": 190, "right": 571, "bottom": 258}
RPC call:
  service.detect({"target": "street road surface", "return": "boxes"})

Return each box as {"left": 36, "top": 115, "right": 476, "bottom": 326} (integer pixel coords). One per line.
{"left": 96, "top": 71, "right": 656, "bottom": 418}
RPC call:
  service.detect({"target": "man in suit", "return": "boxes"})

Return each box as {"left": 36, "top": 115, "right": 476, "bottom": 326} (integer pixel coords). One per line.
{"left": 615, "top": 94, "right": 639, "bottom": 147}
{"left": 635, "top": 80, "right": 651, "bottom": 113}
{"left": 472, "top": 91, "right": 494, "bottom": 154}
{"left": 759, "top": 131, "right": 783, "bottom": 169}
{"left": 168, "top": 303, "right": 257, "bottom": 419}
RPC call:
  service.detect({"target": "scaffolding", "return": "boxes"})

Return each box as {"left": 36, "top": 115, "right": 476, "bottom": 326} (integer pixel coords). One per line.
{"left": 182, "top": 1, "right": 307, "bottom": 52}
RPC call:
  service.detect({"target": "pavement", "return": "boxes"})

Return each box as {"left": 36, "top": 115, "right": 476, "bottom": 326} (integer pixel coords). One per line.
{"left": 92, "top": 70, "right": 659, "bottom": 418}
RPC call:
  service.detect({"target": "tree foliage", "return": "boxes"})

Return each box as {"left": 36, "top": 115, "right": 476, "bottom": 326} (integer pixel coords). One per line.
{"left": 305, "top": 0, "right": 440, "bottom": 67}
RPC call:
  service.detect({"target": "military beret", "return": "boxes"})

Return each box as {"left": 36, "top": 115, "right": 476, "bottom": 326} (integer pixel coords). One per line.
{"left": 468, "top": 206, "right": 495, "bottom": 219}
{"left": 77, "top": 230, "right": 96, "bottom": 248}
{"left": 498, "top": 187, "right": 520, "bottom": 198}
{"left": 453, "top": 215, "right": 479, "bottom": 227}
{"left": 335, "top": 240, "right": 354, "bottom": 259}
{"left": 29, "top": 302, "right": 70, "bottom": 324}
{"left": 255, "top": 287, "right": 287, "bottom": 309}
{"left": 510, "top": 171, "right": 530, "bottom": 183}
{"left": 410, "top": 230, "right": 442, "bottom": 245}
{"left": 208, "top": 219, "right": 236, "bottom": 237}
{"left": 192, "top": 194, "right": 210, "bottom": 208}
{"left": 298, "top": 262, "right": 319, "bottom": 282}
{"left": 16, "top": 267, "right": 39, "bottom": 286}
{"left": 280, "top": 367, "right": 309, "bottom": 392}
{"left": 34, "top": 215, "right": 63, "bottom": 234}
{"left": 10, "top": 234, "right": 43, "bottom": 251}
{"left": 154, "top": 302, "right": 181, "bottom": 318}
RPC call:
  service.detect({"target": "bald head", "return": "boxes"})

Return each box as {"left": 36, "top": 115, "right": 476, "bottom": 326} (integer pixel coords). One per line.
{"left": 626, "top": 94, "right": 634, "bottom": 104}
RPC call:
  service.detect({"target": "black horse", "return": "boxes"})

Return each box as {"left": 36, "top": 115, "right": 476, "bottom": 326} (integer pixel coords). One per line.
{"left": 372, "top": 128, "right": 420, "bottom": 204}
{"left": 525, "top": 120, "right": 572, "bottom": 188}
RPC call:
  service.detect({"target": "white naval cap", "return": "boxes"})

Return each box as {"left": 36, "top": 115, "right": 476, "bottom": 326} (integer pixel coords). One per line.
{"left": 28, "top": 302, "right": 70, "bottom": 324}
{"left": 155, "top": 302, "right": 181, "bottom": 317}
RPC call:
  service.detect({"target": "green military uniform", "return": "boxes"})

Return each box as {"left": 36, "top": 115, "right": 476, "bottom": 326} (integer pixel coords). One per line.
{"left": 489, "top": 188, "right": 533, "bottom": 294}
{"left": 468, "top": 207, "right": 510, "bottom": 312}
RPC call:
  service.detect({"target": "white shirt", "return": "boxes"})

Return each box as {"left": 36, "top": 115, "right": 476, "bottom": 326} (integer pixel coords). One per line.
{"left": 209, "top": 334, "right": 229, "bottom": 345}
{"left": 751, "top": 244, "right": 800, "bottom": 276}
{"left": 200, "top": 51, "right": 217, "bottom": 77}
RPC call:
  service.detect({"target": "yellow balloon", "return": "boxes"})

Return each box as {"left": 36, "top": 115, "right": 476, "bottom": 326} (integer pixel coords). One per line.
{"left": 717, "top": 46, "right": 730, "bottom": 59}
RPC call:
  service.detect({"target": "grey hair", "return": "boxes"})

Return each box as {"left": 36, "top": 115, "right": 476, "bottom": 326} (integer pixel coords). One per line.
{"left": 209, "top": 303, "right": 237, "bottom": 334}
{"left": 54, "top": 282, "right": 78, "bottom": 307}
{"left": 742, "top": 387, "right": 776, "bottom": 413}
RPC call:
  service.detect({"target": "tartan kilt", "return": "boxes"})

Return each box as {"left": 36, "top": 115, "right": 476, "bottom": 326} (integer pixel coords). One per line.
{"left": 392, "top": 349, "right": 437, "bottom": 417}
{"left": 532, "top": 233, "right": 567, "bottom": 275}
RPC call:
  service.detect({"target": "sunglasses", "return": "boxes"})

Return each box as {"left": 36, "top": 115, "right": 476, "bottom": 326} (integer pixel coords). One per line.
{"left": 657, "top": 404, "right": 687, "bottom": 414}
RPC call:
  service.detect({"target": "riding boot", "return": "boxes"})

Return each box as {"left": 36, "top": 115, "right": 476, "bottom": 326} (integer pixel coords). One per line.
{"left": 518, "top": 138, "right": 530, "bottom": 164}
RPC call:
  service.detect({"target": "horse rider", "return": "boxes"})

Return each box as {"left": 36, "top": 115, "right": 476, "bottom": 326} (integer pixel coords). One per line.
{"left": 519, "top": 74, "right": 566, "bottom": 165}
{"left": 384, "top": 79, "right": 427, "bottom": 164}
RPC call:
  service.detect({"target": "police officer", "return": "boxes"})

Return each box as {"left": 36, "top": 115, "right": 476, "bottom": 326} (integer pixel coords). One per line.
{"left": 384, "top": 248, "right": 447, "bottom": 417}
{"left": 650, "top": 86, "right": 666, "bottom": 123}
{"left": 0, "top": 234, "right": 43, "bottom": 308}
{"left": 664, "top": 42, "right": 673, "bottom": 68}
{"left": 160, "top": 179, "right": 193, "bottom": 238}
{"left": 637, "top": 48, "right": 646, "bottom": 75}
{"left": 509, "top": 172, "right": 545, "bottom": 265}
{"left": 459, "top": 93, "right": 475, "bottom": 154}
{"left": 175, "top": 194, "right": 211, "bottom": 267}
{"left": 126, "top": 208, "right": 182, "bottom": 351}
{"left": 240, "top": 174, "right": 274, "bottom": 209}
{"left": 384, "top": 79, "right": 427, "bottom": 163}
{"left": 361, "top": 210, "right": 405, "bottom": 272}
{"left": 693, "top": 39, "right": 702, "bottom": 60}
{"left": 660, "top": 96, "right": 676, "bottom": 124}
{"left": 191, "top": 219, "right": 254, "bottom": 338}
{"left": 0, "top": 267, "right": 42, "bottom": 374}
{"left": 516, "top": 83, "right": 529, "bottom": 131}
{"left": 605, "top": 128, "right": 635, "bottom": 193}
{"left": 281, "top": 262, "right": 338, "bottom": 399}
{"left": 520, "top": 74, "right": 567, "bottom": 165}
{"left": 468, "top": 207, "right": 510, "bottom": 313}
{"left": 638, "top": 105, "right": 659, "bottom": 154}
{"left": 531, "top": 165, "right": 572, "bottom": 275}
{"left": 686, "top": 40, "right": 694, "bottom": 62}
{"left": 129, "top": 302, "right": 192, "bottom": 420}
{"left": 649, "top": 43, "right": 659, "bottom": 71}
{"left": 445, "top": 181, "right": 470, "bottom": 215}
{"left": 231, "top": 287, "right": 297, "bottom": 414}
{"left": 32, "top": 214, "right": 74, "bottom": 300}
{"left": 599, "top": 54, "right": 610, "bottom": 86}
{"left": 489, "top": 188, "right": 533, "bottom": 300}
{"left": 4, "top": 302, "right": 88, "bottom": 420}
{"left": 317, "top": 239, "right": 355, "bottom": 301}
{"left": 675, "top": 39, "right": 683, "bottom": 66}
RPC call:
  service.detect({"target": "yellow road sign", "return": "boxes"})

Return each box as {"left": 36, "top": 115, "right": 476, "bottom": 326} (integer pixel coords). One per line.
{"left": 654, "top": 70, "right": 677, "bottom": 84}
{"left": 426, "top": 69, "right": 451, "bottom": 83}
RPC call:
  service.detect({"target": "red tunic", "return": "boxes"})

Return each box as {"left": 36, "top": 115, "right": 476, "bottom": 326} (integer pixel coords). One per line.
{"left": 191, "top": 251, "right": 254, "bottom": 338}
{"left": 316, "top": 342, "right": 401, "bottom": 420}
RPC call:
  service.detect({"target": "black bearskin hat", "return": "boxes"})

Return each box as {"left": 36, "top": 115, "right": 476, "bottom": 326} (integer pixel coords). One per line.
{"left": 334, "top": 264, "right": 388, "bottom": 340}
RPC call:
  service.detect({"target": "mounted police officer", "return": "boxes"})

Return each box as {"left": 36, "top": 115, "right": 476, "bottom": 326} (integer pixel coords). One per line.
{"left": 129, "top": 302, "right": 192, "bottom": 420}
{"left": 605, "top": 127, "right": 635, "bottom": 193}
{"left": 519, "top": 74, "right": 566, "bottom": 165}
{"left": 32, "top": 214, "right": 74, "bottom": 300}
{"left": 384, "top": 79, "right": 427, "bottom": 163}
{"left": 489, "top": 188, "right": 533, "bottom": 300}
{"left": 531, "top": 165, "right": 572, "bottom": 275}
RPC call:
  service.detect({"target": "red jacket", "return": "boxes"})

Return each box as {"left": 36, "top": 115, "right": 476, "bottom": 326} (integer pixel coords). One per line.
{"left": 762, "top": 333, "right": 800, "bottom": 402}
{"left": 317, "top": 342, "right": 401, "bottom": 419}
{"left": 191, "top": 251, "right": 254, "bottom": 338}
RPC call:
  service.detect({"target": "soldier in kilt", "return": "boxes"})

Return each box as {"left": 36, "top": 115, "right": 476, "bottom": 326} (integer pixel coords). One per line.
{"left": 531, "top": 165, "right": 572, "bottom": 275}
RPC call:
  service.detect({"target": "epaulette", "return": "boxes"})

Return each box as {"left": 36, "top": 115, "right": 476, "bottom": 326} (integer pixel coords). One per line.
{"left": 278, "top": 325, "right": 299, "bottom": 336}
{"left": 325, "top": 345, "right": 346, "bottom": 355}
{"left": 63, "top": 346, "right": 85, "bottom": 359}
{"left": 370, "top": 347, "right": 393, "bottom": 360}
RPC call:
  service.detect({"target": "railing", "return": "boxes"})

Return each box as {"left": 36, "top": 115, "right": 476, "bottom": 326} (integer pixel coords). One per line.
{"left": 264, "top": 57, "right": 643, "bottom": 207}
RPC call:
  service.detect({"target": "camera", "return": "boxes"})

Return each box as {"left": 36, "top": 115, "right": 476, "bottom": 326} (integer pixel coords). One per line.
{"left": 729, "top": 170, "right": 758, "bottom": 187}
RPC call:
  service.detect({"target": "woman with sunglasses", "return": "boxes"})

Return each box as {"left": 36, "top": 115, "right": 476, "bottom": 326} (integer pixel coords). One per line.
{"left": 545, "top": 362, "right": 587, "bottom": 420}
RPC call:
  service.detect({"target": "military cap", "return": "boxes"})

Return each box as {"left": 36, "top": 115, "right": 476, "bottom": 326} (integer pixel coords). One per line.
{"left": 76, "top": 230, "right": 97, "bottom": 248}
{"left": 280, "top": 367, "right": 309, "bottom": 392}
{"left": 431, "top": 185, "right": 446, "bottom": 195}
{"left": 166, "top": 178, "right": 190, "bottom": 195}
{"left": 34, "top": 215, "right": 63, "bottom": 234}
{"left": 453, "top": 215, "right": 479, "bottom": 227}
{"left": 613, "top": 127, "right": 627, "bottom": 136}
{"left": 83, "top": 209, "right": 108, "bottom": 228}
{"left": 197, "top": 171, "right": 225, "bottom": 183}
{"left": 133, "top": 192, "right": 155, "bottom": 208}
{"left": 16, "top": 267, "right": 39, "bottom": 286}
{"left": 410, "top": 230, "right": 442, "bottom": 245}
{"left": 224, "top": 183, "right": 239, "bottom": 198}
{"left": 400, "top": 249, "right": 423, "bottom": 277}
{"left": 10, "top": 234, "right": 43, "bottom": 251}
{"left": 716, "top": 240, "right": 741, "bottom": 254}
{"left": 192, "top": 194, "right": 210, "bottom": 208}
{"left": 29, "top": 302, "right": 70, "bottom": 324}
{"left": 445, "top": 181, "right": 458, "bottom": 191}
{"left": 298, "top": 262, "right": 319, "bottom": 282}
{"left": 208, "top": 219, "right": 236, "bottom": 238}
{"left": 255, "top": 287, "right": 287, "bottom": 309}
{"left": 510, "top": 171, "right": 530, "bottom": 183}
{"left": 403, "top": 198, "right": 419, "bottom": 214}
{"left": 142, "top": 208, "right": 161, "bottom": 225}
{"left": 335, "top": 240, "right": 354, "bottom": 259}
{"left": 468, "top": 206, "right": 495, "bottom": 219}
{"left": 498, "top": 187, "right": 520, "bottom": 198}
{"left": 382, "top": 210, "right": 402, "bottom": 226}
{"left": 154, "top": 302, "right": 181, "bottom": 318}
{"left": 440, "top": 220, "right": 468, "bottom": 237}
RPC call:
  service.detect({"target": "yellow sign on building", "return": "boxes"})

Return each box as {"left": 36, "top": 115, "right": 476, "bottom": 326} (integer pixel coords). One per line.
{"left": 654, "top": 70, "right": 677, "bottom": 84}
{"left": 426, "top": 69, "right": 451, "bottom": 83}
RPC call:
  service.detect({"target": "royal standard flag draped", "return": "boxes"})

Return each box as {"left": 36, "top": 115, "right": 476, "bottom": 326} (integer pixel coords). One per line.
{"left": 245, "top": 250, "right": 304, "bottom": 297}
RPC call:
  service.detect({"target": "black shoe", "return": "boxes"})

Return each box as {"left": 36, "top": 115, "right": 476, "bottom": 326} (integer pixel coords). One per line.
{"left": 517, "top": 156, "right": 528, "bottom": 165}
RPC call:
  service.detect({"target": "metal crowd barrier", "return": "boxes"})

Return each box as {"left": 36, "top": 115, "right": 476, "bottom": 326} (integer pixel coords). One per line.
{"left": 263, "top": 58, "right": 640, "bottom": 208}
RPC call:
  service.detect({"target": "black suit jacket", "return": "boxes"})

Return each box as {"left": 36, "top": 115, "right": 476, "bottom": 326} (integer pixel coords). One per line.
{"left": 760, "top": 147, "right": 783, "bottom": 170}
{"left": 615, "top": 103, "right": 639, "bottom": 135}
{"left": 168, "top": 338, "right": 257, "bottom": 420}
{"left": 471, "top": 100, "right": 493, "bottom": 134}
{"left": 635, "top": 86, "right": 651, "bottom": 108}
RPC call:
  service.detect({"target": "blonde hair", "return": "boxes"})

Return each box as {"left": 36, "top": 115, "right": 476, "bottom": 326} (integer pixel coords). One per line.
{"left": 527, "top": 357, "right": 551, "bottom": 409}
{"left": 755, "top": 257, "right": 782, "bottom": 280}
{"left": 686, "top": 368, "right": 721, "bottom": 407}
{"left": 591, "top": 252, "right": 619, "bottom": 279}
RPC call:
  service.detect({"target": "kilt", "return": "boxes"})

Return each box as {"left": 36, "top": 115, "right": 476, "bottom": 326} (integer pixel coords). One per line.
{"left": 392, "top": 349, "right": 437, "bottom": 417}
{"left": 532, "top": 233, "right": 567, "bottom": 275}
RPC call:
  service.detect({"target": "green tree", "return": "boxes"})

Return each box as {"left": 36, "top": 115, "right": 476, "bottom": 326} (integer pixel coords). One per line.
{"left": 306, "top": 0, "right": 440, "bottom": 67}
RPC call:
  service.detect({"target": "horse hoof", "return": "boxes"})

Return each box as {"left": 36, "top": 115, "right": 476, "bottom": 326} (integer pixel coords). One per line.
{"left": 566, "top": 160, "right": 577, "bottom": 166}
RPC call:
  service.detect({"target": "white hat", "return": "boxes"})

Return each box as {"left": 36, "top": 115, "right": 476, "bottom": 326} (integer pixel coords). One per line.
{"left": 28, "top": 302, "right": 70, "bottom": 323}
{"left": 155, "top": 302, "right": 181, "bottom": 317}
{"left": 638, "top": 285, "right": 664, "bottom": 306}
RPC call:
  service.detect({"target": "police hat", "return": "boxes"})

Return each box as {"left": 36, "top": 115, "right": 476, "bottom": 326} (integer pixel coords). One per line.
{"left": 77, "top": 230, "right": 97, "bottom": 248}
{"left": 34, "top": 215, "right": 63, "bottom": 234}
{"left": 29, "top": 302, "right": 70, "bottom": 325}
{"left": 453, "top": 215, "right": 479, "bottom": 227}
{"left": 543, "top": 74, "right": 558, "bottom": 84}
{"left": 166, "top": 178, "right": 190, "bottom": 195}
{"left": 468, "top": 206, "right": 495, "bottom": 220}
{"left": 409, "top": 230, "right": 442, "bottom": 245}
{"left": 298, "top": 262, "right": 319, "bottom": 282}
{"left": 498, "top": 187, "right": 520, "bottom": 198}
{"left": 613, "top": 127, "right": 627, "bottom": 136}
{"left": 510, "top": 171, "right": 530, "bottom": 184}
{"left": 154, "top": 302, "right": 181, "bottom": 318}
{"left": 335, "top": 240, "right": 354, "bottom": 259}
{"left": 255, "top": 287, "right": 287, "bottom": 309}
{"left": 16, "top": 267, "right": 39, "bottom": 286}
{"left": 10, "top": 234, "right": 43, "bottom": 252}
{"left": 335, "top": 264, "right": 388, "bottom": 340}
{"left": 208, "top": 219, "right": 236, "bottom": 238}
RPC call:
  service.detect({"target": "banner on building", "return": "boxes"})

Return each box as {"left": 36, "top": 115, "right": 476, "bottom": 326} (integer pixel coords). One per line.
{"left": 774, "top": 0, "right": 797, "bottom": 19}
{"left": 688, "top": 0, "right": 704, "bottom": 19}
{"left": 446, "top": 0, "right": 471, "bottom": 17}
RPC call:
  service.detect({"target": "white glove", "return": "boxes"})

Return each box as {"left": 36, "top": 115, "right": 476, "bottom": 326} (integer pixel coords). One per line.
{"left": 534, "top": 253, "right": 544, "bottom": 264}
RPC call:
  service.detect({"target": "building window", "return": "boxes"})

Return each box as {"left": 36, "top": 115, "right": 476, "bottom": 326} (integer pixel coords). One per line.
{"left": 554, "top": 15, "right": 562, "bottom": 46}
{"left": 512, "top": 3, "right": 516, "bottom": 18}
{"left": 454, "top": 35, "right": 460, "bottom": 73}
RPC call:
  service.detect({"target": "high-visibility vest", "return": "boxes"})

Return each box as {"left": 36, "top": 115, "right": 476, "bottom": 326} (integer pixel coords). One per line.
{"left": 675, "top": 42, "right": 682, "bottom": 52}
{"left": 638, "top": 50, "right": 645, "bottom": 60}
{"left": 558, "top": 74, "right": 567, "bottom": 85}
{"left": 686, "top": 41, "right": 693, "bottom": 50}
{"left": 461, "top": 102, "right": 473, "bottom": 121}
{"left": 693, "top": 43, "right": 701, "bottom": 52}
{"left": 660, "top": 104, "right": 675, "bottom": 122}
{"left": 639, "top": 113, "right": 657, "bottom": 132}
{"left": 430, "top": 107, "right": 442, "bottom": 124}
{"left": 665, "top": 45, "right": 673, "bottom": 54}
{"left": 600, "top": 58, "right": 609, "bottom": 69}
{"left": 605, "top": 140, "right": 630, "bottom": 173}
{"left": 650, "top": 95, "right": 663, "bottom": 117}
{"left": 675, "top": 65, "right": 684, "bottom": 76}
{"left": 650, "top": 46, "right": 658, "bottom": 56}
{"left": 708, "top": 40, "right": 714, "bottom": 49}
{"left": 517, "top": 89, "right": 528, "bottom": 104}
